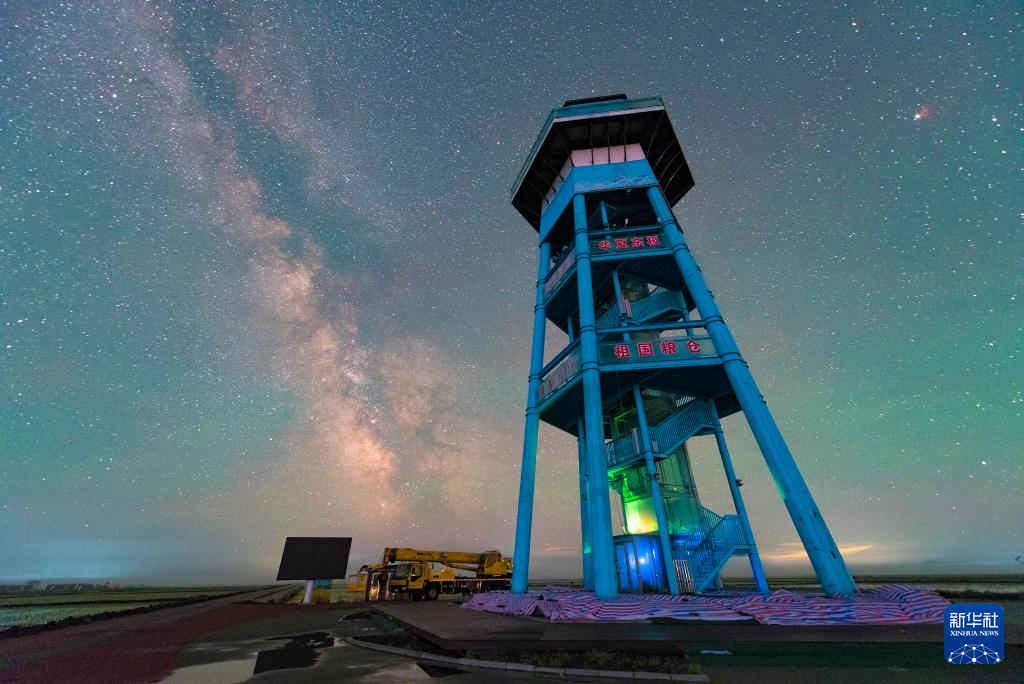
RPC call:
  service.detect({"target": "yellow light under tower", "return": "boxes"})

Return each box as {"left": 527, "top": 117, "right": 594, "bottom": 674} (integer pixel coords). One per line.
{"left": 624, "top": 499, "right": 658, "bottom": 534}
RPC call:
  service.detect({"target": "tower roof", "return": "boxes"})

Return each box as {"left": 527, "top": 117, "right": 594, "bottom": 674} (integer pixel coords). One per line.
{"left": 511, "top": 95, "right": 694, "bottom": 229}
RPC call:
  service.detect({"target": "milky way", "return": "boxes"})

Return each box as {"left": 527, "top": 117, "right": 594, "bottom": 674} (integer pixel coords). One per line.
{"left": 1, "top": 1, "right": 1020, "bottom": 582}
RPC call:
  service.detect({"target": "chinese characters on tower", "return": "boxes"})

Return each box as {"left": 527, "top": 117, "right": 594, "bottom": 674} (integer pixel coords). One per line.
{"left": 594, "top": 234, "right": 662, "bottom": 253}
{"left": 599, "top": 337, "right": 715, "bottom": 365}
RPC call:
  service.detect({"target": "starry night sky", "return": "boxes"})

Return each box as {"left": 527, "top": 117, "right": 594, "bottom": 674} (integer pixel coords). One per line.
{"left": 1, "top": 1, "right": 1020, "bottom": 584}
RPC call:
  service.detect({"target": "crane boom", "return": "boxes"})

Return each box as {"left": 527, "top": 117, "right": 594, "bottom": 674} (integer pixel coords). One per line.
{"left": 381, "top": 548, "right": 512, "bottom": 576}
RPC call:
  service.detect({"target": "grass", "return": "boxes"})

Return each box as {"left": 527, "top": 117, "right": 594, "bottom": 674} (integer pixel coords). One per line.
{"left": 0, "top": 586, "right": 253, "bottom": 606}
{"left": 0, "top": 586, "right": 257, "bottom": 633}
{"left": 283, "top": 585, "right": 361, "bottom": 604}
{"left": 0, "top": 603, "right": 166, "bottom": 629}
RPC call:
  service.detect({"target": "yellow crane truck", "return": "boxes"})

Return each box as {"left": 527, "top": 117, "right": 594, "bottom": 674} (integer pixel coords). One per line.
{"left": 348, "top": 547, "right": 512, "bottom": 601}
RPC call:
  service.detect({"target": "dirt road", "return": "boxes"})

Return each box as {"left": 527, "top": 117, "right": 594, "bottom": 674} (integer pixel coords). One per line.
{"left": 0, "top": 585, "right": 306, "bottom": 683}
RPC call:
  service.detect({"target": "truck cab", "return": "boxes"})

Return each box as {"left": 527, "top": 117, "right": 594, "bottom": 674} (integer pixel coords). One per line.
{"left": 387, "top": 562, "right": 455, "bottom": 600}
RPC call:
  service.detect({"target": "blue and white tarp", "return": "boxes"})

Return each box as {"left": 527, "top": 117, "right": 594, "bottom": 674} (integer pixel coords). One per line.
{"left": 462, "top": 584, "right": 949, "bottom": 625}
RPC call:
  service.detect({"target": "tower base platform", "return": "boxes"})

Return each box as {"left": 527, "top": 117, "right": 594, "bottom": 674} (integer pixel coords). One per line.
{"left": 373, "top": 595, "right": 1024, "bottom": 682}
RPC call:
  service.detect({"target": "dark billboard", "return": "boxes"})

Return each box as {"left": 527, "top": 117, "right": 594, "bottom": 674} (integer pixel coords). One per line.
{"left": 276, "top": 537, "right": 352, "bottom": 580}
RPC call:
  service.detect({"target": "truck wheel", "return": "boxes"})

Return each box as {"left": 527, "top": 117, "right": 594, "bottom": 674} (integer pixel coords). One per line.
{"left": 426, "top": 584, "right": 439, "bottom": 601}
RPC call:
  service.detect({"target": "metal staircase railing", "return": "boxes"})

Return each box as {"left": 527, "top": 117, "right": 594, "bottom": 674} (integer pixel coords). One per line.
{"left": 630, "top": 288, "right": 682, "bottom": 324}
{"left": 605, "top": 429, "right": 647, "bottom": 468}
{"left": 595, "top": 287, "right": 683, "bottom": 329}
{"left": 673, "top": 506, "right": 748, "bottom": 594}
{"left": 543, "top": 247, "right": 576, "bottom": 298}
{"left": 605, "top": 399, "right": 712, "bottom": 468}
{"left": 649, "top": 400, "right": 711, "bottom": 458}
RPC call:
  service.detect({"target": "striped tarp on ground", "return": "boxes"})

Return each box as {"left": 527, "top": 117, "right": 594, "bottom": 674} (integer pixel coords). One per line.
{"left": 461, "top": 584, "right": 948, "bottom": 625}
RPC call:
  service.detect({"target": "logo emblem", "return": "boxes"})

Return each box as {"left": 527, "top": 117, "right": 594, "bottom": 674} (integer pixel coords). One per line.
{"left": 945, "top": 604, "right": 1003, "bottom": 664}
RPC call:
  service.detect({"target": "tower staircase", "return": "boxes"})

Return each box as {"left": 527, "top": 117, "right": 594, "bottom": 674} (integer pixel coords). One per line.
{"left": 674, "top": 506, "right": 751, "bottom": 594}
{"left": 606, "top": 398, "right": 712, "bottom": 469}
{"left": 596, "top": 286, "right": 686, "bottom": 331}
{"left": 606, "top": 397, "right": 754, "bottom": 594}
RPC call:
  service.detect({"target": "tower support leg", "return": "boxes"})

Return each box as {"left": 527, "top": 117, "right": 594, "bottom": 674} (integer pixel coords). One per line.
{"left": 632, "top": 384, "right": 681, "bottom": 595}
{"left": 648, "top": 185, "right": 856, "bottom": 597}
{"left": 577, "top": 417, "right": 594, "bottom": 589}
{"left": 511, "top": 240, "right": 552, "bottom": 594}
{"left": 709, "top": 400, "right": 768, "bottom": 593}
{"left": 573, "top": 193, "right": 618, "bottom": 599}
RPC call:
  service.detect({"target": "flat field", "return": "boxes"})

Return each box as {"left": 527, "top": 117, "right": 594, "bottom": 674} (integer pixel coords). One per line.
{"left": 0, "top": 587, "right": 252, "bottom": 629}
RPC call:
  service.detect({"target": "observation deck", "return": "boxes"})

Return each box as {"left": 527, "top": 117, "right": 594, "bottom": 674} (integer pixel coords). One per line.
{"left": 512, "top": 95, "right": 694, "bottom": 228}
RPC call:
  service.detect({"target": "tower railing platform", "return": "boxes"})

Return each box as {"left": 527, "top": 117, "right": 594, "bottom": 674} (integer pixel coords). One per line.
{"left": 536, "top": 344, "right": 741, "bottom": 435}
{"left": 536, "top": 334, "right": 731, "bottom": 435}
{"left": 542, "top": 226, "right": 687, "bottom": 333}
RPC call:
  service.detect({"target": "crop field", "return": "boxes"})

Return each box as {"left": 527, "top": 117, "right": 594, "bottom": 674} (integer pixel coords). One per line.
{"left": 0, "top": 587, "right": 251, "bottom": 630}
{"left": 0, "top": 603, "right": 167, "bottom": 629}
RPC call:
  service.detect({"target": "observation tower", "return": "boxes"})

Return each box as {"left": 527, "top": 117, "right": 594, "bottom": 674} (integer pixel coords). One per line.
{"left": 510, "top": 95, "right": 856, "bottom": 598}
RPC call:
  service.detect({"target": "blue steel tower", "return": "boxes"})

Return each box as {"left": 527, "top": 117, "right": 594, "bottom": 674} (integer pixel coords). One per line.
{"left": 510, "top": 95, "right": 856, "bottom": 599}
